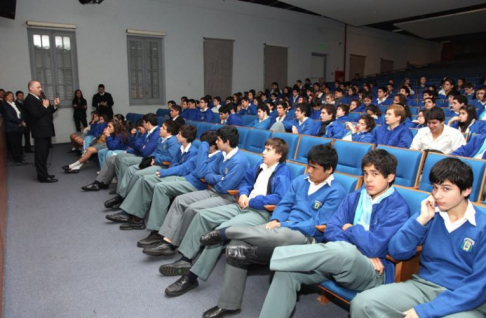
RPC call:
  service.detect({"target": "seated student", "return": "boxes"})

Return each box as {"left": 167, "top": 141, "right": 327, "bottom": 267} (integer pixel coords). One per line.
{"left": 219, "top": 103, "right": 243, "bottom": 126}
{"left": 449, "top": 105, "right": 486, "bottom": 137}
{"left": 342, "top": 86, "right": 357, "bottom": 104}
{"left": 161, "top": 138, "right": 292, "bottom": 296}
{"left": 444, "top": 90, "right": 460, "bottom": 110}
{"left": 412, "top": 110, "right": 426, "bottom": 129}
{"left": 464, "top": 83, "right": 475, "bottom": 101}
{"left": 69, "top": 111, "right": 99, "bottom": 153}
{"left": 343, "top": 114, "right": 376, "bottom": 143}
{"left": 269, "top": 101, "right": 291, "bottom": 128}
{"left": 63, "top": 119, "right": 127, "bottom": 173}
{"left": 269, "top": 93, "right": 278, "bottom": 106}
{"left": 452, "top": 133, "right": 486, "bottom": 159}
{"left": 375, "top": 86, "right": 391, "bottom": 106}
{"left": 361, "top": 93, "right": 374, "bottom": 109}
{"left": 105, "top": 119, "right": 180, "bottom": 208}
{"left": 309, "top": 98, "right": 322, "bottom": 120}
{"left": 312, "top": 104, "right": 346, "bottom": 139}
{"left": 290, "top": 87, "right": 300, "bottom": 109}
{"left": 141, "top": 126, "right": 249, "bottom": 257}
{"left": 366, "top": 104, "right": 384, "bottom": 124}
{"left": 336, "top": 104, "right": 350, "bottom": 123}
{"left": 169, "top": 104, "right": 185, "bottom": 127}
{"left": 180, "top": 99, "right": 190, "bottom": 120}
{"left": 106, "top": 124, "right": 199, "bottom": 229}
{"left": 185, "top": 99, "right": 199, "bottom": 121}
{"left": 410, "top": 107, "right": 465, "bottom": 154}
{"left": 422, "top": 97, "right": 436, "bottom": 110}
{"left": 238, "top": 97, "right": 256, "bottom": 116}
{"left": 386, "top": 83, "right": 395, "bottom": 96}
{"left": 211, "top": 96, "right": 222, "bottom": 114}
{"left": 83, "top": 113, "right": 108, "bottom": 151}
{"left": 199, "top": 144, "right": 347, "bottom": 318}
{"left": 352, "top": 158, "right": 486, "bottom": 318}
{"left": 257, "top": 149, "right": 410, "bottom": 318}
{"left": 349, "top": 99, "right": 364, "bottom": 113}
{"left": 122, "top": 131, "right": 220, "bottom": 235}
{"left": 324, "top": 93, "right": 336, "bottom": 106}
{"left": 398, "top": 86, "right": 414, "bottom": 105}
{"left": 266, "top": 101, "right": 277, "bottom": 119}
{"left": 334, "top": 88, "right": 344, "bottom": 105}
{"left": 473, "top": 86, "right": 486, "bottom": 119}
{"left": 373, "top": 104, "right": 414, "bottom": 149}
{"left": 281, "top": 103, "right": 314, "bottom": 135}
{"left": 438, "top": 77, "right": 456, "bottom": 98}
{"left": 194, "top": 97, "right": 214, "bottom": 123}
{"left": 445, "top": 95, "right": 467, "bottom": 118}
{"left": 247, "top": 104, "right": 272, "bottom": 130}
{"left": 416, "top": 90, "right": 436, "bottom": 108}
{"left": 416, "top": 75, "right": 428, "bottom": 91}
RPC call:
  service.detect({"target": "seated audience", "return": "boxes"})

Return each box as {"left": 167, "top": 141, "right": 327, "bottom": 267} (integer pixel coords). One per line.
{"left": 311, "top": 104, "right": 345, "bottom": 139}
{"left": 343, "top": 114, "right": 376, "bottom": 143}
{"left": 451, "top": 133, "right": 486, "bottom": 159}
{"left": 247, "top": 104, "right": 272, "bottom": 130}
{"left": 219, "top": 104, "right": 243, "bottom": 126}
{"left": 449, "top": 104, "right": 486, "bottom": 137}
{"left": 373, "top": 104, "right": 413, "bottom": 148}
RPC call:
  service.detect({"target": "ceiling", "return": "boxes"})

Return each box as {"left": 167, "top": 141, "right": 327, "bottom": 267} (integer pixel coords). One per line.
{"left": 238, "top": 0, "right": 486, "bottom": 41}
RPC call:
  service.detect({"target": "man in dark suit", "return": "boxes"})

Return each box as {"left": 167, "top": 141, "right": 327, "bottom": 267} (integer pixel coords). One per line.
{"left": 170, "top": 104, "right": 185, "bottom": 127}
{"left": 15, "top": 91, "right": 33, "bottom": 153}
{"left": 92, "top": 84, "right": 114, "bottom": 119}
{"left": 23, "top": 81, "right": 59, "bottom": 183}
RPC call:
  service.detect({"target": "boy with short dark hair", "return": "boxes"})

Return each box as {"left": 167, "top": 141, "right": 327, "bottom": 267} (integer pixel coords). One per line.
{"left": 219, "top": 104, "right": 243, "bottom": 126}
{"left": 352, "top": 158, "right": 486, "bottom": 318}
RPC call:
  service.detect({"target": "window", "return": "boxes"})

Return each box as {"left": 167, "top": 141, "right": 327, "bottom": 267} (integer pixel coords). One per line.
{"left": 127, "top": 36, "right": 165, "bottom": 105}
{"left": 27, "top": 28, "right": 79, "bottom": 106}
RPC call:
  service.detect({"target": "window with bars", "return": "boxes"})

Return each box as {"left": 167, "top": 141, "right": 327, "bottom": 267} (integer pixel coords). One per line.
{"left": 27, "top": 29, "right": 79, "bottom": 106}
{"left": 127, "top": 36, "right": 165, "bottom": 105}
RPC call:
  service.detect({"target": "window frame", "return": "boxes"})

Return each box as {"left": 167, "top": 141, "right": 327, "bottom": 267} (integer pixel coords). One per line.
{"left": 127, "top": 35, "right": 166, "bottom": 106}
{"left": 27, "top": 28, "right": 79, "bottom": 108}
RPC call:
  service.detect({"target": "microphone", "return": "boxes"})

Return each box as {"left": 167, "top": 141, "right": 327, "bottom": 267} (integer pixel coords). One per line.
{"left": 40, "top": 91, "right": 47, "bottom": 100}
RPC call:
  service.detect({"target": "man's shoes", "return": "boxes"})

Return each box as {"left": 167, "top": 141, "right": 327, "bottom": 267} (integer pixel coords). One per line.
{"left": 48, "top": 174, "right": 55, "bottom": 178}
{"left": 105, "top": 211, "right": 129, "bottom": 223}
{"left": 137, "top": 231, "right": 164, "bottom": 248}
{"left": 82, "top": 182, "right": 109, "bottom": 191}
{"left": 164, "top": 274, "right": 199, "bottom": 297}
{"left": 142, "top": 242, "right": 176, "bottom": 256}
{"left": 119, "top": 216, "right": 145, "bottom": 230}
{"left": 202, "top": 306, "right": 241, "bottom": 318}
{"left": 65, "top": 169, "right": 80, "bottom": 174}
{"left": 225, "top": 245, "right": 265, "bottom": 265}
{"left": 104, "top": 195, "right": 124, "bottom": 208}
{"left": 159, "top": 259, "right": 191, "bottom": 276}
{"left": 109, "top": 189, "right": 117, "bottom": 195}
{"left": 200, "top": 230, "right": 223, "bottom": 246}
{"left": 39, "top": 177, "right": 58, "bottom": 183}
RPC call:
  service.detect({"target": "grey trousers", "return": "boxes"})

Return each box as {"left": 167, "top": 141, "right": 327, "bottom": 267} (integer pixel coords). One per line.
{"left": 115, "top": 155, "right": 142, "bottom": 197}
{"left": 258, "top": 241, "right": 385, "bottom": 318}
{"left": 217, "top": 225, "right": 310, "bottom": 310}
{"left": 159, "top": 190, "right": 235, "bottom": 246}
{"left": 145, "top": 177, "right": 197, "bottom": 231}
{"left": 270, "top": 121, "right": 286, "bottom": 132}
{"left": 96, "top": 152, "right": 133, "bottom": 184}
{"left": 351, "top": 274, "right": 486, "bottom": 318}
{"left": 120, "top": 173, "right": 173, "bottom": 219}
{"left": 177, "top": 204, "right": 270, "bottom": 281}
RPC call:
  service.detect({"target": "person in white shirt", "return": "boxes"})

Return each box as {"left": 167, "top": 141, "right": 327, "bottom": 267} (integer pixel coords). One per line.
{"left": 410, "top": 107, "right": 465, "bottom": 154}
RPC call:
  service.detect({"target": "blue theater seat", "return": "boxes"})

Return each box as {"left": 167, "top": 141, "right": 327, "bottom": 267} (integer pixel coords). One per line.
{"left": 240, "top": 150, "right": 262, "bottom": 168}
{"left": 235, "top": 126, "right": 250, "bottom": 149}
{"left": 333, "top": 172, "right": 363, "bottom": 194}
{"left": 376, "top": 145, "right": 424, "bottom": 187}
{"left": 293, "top": 136, "right": 333, "bottom": 164}
{"left": 156, "top": 108, "right": 170, "bottom": 117}
{"left": 126, "top": 113, "right": 144, "bottom": 125}
{"left": 333, "top": 140, "right": 374, "bottom": 175}
{"left": 286, "top": 160, "right": 307, "bottom": 180}
{"left": 243, "top": 129, "right": 273, "bottom": 153}
{"left": 271, "top": 131, "right": 300, "bottom": 160}
{"left": 242, "top": 115, "right": 257, "bottom": 126}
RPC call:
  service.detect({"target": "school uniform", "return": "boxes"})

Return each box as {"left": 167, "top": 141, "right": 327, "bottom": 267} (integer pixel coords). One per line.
{"left": 195, "top": 108, "right": 214, "bottom": 122}
{"left": 312, "top": 120, "right": 346, "bottom": 139}
{"left": 351, "top": 131, "right": 375, "bottom": 144}
{"left": 216, "top": 175, "right": 346, "bottom": 311}
{"left": 238, "top": 107, "right": 254, "bottom": 116}
{"left": 176, "top": 161, "right": 292, "bottom": 281}
{"left": 120, "top": 143, "right": 198, "bottom": 220}
{"left": 247, "top": 117, "right": 272, "bottom": 130}
{"left": 260, "top": 188, "right": 410, "bottom": 318}
{"left": 449, "top": 120, "right": 486, "bottom": 138}
{"left": 410, "top": 125, "right": 465, "bottom": 154}
{"left": 158, "top": 148, "right": 249, "bottom": 246}
{"left": 115, "top": 133, "right": 179, "bottom": 198}
{"left": 351, "top": 203, "right": 486, "bottom": 318}
{"left": 373, "top": 123, "right": 413, "bottom": 149}
{"left": 310, "top": 108, "right": 321, "bottom": 120}
{"left": 451, "top": 133, "right": 486, "bottom": 159}
{"left": 444, "top": 109, "right": 459, "bottom": 118}
{"left": 283, "top": 117, "right": 314, "bottom": 135}
{"left": 472, "top": 99, "right": 486, "bottom": 118}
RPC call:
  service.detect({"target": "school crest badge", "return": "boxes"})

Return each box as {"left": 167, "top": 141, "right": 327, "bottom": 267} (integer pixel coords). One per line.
{"left": 313, "top": 201, "right": 322, "bottom": 210}
{"left": 225, "top": 167, "right": 229, "bottom": 174}
{"left": 461, "top": 237, "right": 475, "bottom": 253}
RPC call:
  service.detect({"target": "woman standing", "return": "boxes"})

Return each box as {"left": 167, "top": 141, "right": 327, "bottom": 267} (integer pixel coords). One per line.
{"left": 72, "top": 89, "right": 87, "bottom": 132}
{"left": 3, "top": 91, "right": 27, "bottom": 165}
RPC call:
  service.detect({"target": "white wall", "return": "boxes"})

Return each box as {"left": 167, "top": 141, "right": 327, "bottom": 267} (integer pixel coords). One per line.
{"left": 0, "top": 0, "right": 441, "bottom": 143}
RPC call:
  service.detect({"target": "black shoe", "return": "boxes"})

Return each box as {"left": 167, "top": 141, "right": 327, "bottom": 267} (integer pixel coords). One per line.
{"left": 143, "top": 242, "right": 176, "bottom": 256}
{"left": 165, "top": 274, "right": 199, "bottom": 297}
{"left": 39, "top": 177, "right": 58, "bottom": 183}
{"left": 119, "top": 216, "right": 145, "bottom": 230}
{"left": 62, "top": 165, "right": 71, "bottom": 171}
{"left": 24, "top": 148, "right": 34, "bottom": 153}
{"left": 137, "top": 231, "right": 164, "bottom": 248}
{"left": 159, "top": 259, "right": 192, "bottom": 276}
{"left": 200, "top": 230, "right": 223, "bottom": 246}
{"left": 82, "top": 183, "right": 101, "bottom": 191}
{"left": 225, "top": 245, "right": 265, "bottom": 265}
{"left": 65, "top": 169, "right": 80, "bottom": 174}
{"left": 109, "top": 189, "right": 117, "bottom": 195}
{"left": 105, "top": 211, "right": 129, "bottom": 223}
{"left": 48, "top": 175, "right": 55, "bottom": 178}
{"left": 202, "top": 306, "right": 241, "bottom": 318}
{"left": 98, "top": 182, "right": 109, "bottom": 190}
{"left": 104, "top": 195, "right": 124, "bottom": 208}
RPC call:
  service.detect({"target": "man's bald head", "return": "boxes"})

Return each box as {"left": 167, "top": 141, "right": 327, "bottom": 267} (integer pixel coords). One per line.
{"left": 28, "top": 80, "right": 42, "bottom": 97}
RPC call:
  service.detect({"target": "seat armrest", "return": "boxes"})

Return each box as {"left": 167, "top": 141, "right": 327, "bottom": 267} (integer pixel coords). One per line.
{"left": 264, "top": 205, "right": 275, "bottom": 212}
{"left": 315, "top": 225, "right": 327, "bottom": 233}
{"left": 162, "top": 161, "right": 171, "bottom": 167}
{"left": 227, "top": 190, "right": 239, "bottom": 196}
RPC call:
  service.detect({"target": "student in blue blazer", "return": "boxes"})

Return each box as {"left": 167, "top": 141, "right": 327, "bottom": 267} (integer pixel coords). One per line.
{"left": 448, "top": 105, "right": 486, "bottom": 138}
{"left": 247, "top": 104, "right": 272, "bottom": 130}
{"left": 373, "top": 104, "right": 413, "bottom": 149}
{"left": 283, "top": 103, "right": 315, "bottom": 135}
{"left": 312, "top": 104, "right": 346, "bottom": 139}
{"left": 342, "top": 114, "right": 376, "bottom": 144}
{"left": 219, "top": 104, "right": 243, "bottom": 126}
{"left": 452, "top": 133, "right": 486, "bottom": 159}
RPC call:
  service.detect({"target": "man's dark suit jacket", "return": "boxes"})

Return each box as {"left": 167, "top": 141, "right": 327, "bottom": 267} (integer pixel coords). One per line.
{"left": 23, "top": 94, "right": 57, "bottom": 138}
{"left": 92, "top": 92, "right": 114, "bottom": 117}
{"left": 173, "top": 116, "right": 185, "bottom": 127}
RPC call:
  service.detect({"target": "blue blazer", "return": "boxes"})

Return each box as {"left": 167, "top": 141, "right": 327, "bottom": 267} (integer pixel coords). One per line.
{"left": 248, "top": 117, "right": 272, "bottom": 130}
{"left": 312, "top": 120, "right": 346, "bottom": 139}
{"left": 126, "top": 126, "right": 160, "bottom": 157}
{"left": 373, "top": 123, "right": 413, "bottom": 148}
{"left": 152, "top": 136, "right": 180, "bottom": 165}
{"left": 195, "top": 108, "right": 214, "bottom": 123}
{"left": 451, "top": 133, "right": 486, "bottom": 159}
{"left": 284, "top": 118, "right": 315, "bottom": 135}
{"left": 226, "top": 114, "right": 243, "bottom": 126}
{"left": 351, "top": 131, "right": 375, "bottom": 144}
{"left": 158, "top": 144, "right": 198, "bottom": 177}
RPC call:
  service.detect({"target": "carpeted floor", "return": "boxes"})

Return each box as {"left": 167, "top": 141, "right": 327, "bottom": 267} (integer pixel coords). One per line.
{"left": 3, "top": 145, "right": 349, "bottom": 318}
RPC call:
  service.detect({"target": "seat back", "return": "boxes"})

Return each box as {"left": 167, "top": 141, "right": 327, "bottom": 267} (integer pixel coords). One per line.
{"left": 235, "top": 126, "right": 251, "bottom": 149}
{"left": 126, "top": 113, "right": 144, "bottom": 125}
{"left": 395, "top": 186, "right": 430, "bottom": 215}
{"left": 243, "top": 129, "right": 273, "bottom": 153}
{"left": 334, "top": 172, "right": 363, "bottom": 194}
{"left": 474, "top": 203, "right": 486, "bottom": 214}
{"left": 419, "top": 153, "right": 486, "bottom": 202}
{"left": 286, "top": 160, "right": 307, "bottom": 180}
{"left": 196, "top": 122, "right": 216, "bottom": 138}
{"left": 293, "top": 135, "right": 333, "bottom": 164}
{"left": 333, "top": 140, "right": 374, "bottom": 175}
{"left": 347, "top": 112, "right": 361, "bottom": 122}
{"left": 376, "top": 145, "right": 425, "bottom": 187}
{"left": 156, "top": 108, "right": 170, "bottom": 117}
{"left": 242, "top": 115, "right": 257, "bottom": 126}
{"left": 271, "top": 131, "right": 300, "bottom": 160}
{"left": 240, "top": 150, "right": 262, "bottom": 168}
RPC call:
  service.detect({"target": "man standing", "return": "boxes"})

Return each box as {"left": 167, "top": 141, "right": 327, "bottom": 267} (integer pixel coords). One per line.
{"left": 15, "top": 90, "right": 33, "bottom": 153}
{"left": 23, "top": 81, "right": 59, "bottom": 183}
{"left": 92, "top": 84, "right": 114, "bottom": 119}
